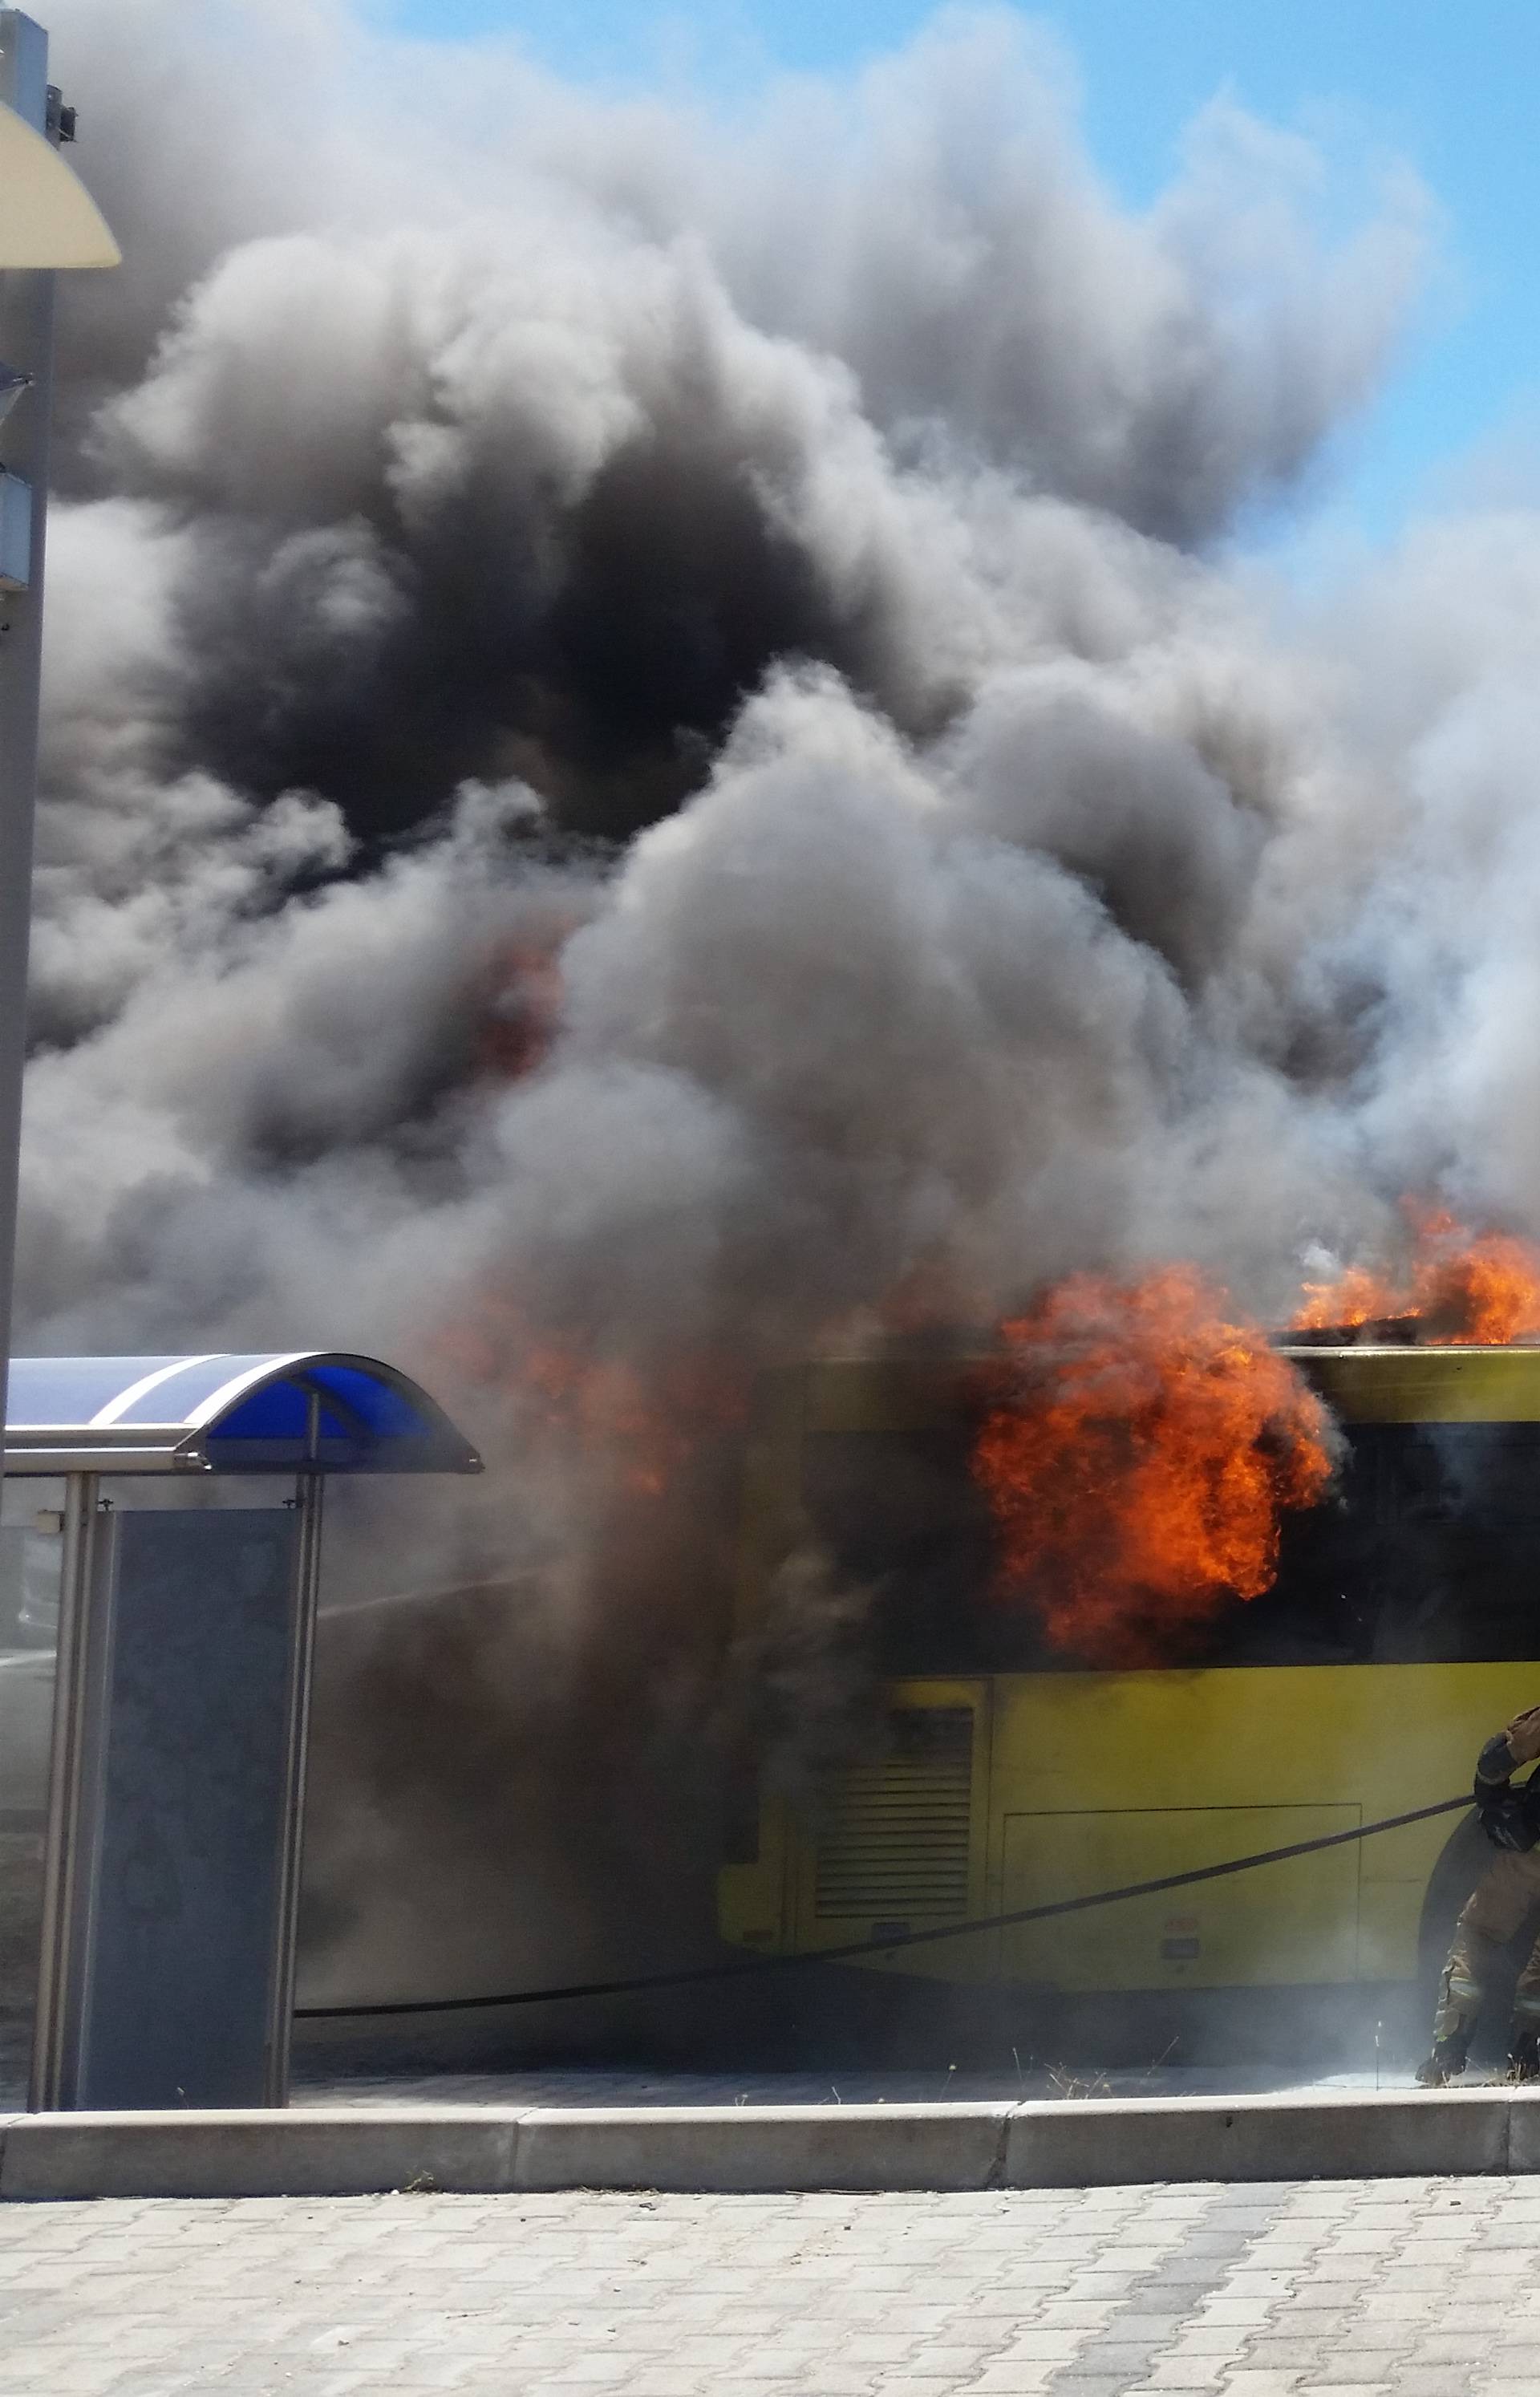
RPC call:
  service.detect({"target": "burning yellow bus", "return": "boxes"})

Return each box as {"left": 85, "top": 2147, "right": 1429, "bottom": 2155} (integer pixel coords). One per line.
{"left": 716, "top": 1337, "right": 1540, "bottom": 2021}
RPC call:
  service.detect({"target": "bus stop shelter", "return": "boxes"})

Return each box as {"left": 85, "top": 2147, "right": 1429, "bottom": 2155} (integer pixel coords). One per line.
{"left": 0, "top": 1353, "right": 481, "bottom": 2112}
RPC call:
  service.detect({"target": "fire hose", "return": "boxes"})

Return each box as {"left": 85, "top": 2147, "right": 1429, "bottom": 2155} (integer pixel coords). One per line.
{"left": 296, "top": 1789, "right": 1473, "bottom": 2020}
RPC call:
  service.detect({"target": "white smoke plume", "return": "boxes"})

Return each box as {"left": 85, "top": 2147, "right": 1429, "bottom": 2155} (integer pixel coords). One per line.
{"left": 18, "top": 0, "right": 1537, "bottom": 2008}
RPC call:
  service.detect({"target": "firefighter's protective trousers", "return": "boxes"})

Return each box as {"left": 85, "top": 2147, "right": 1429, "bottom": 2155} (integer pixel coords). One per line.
{"left": 1431, "top": 1702, "right": 1540, "bottom": 2043}
{"left": 1433, "top": 1847, "right": 1540, "bottom": 2042}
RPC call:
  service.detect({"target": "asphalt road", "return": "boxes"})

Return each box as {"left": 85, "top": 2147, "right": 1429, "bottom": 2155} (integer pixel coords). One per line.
{"left": 0, "top": 2172, "right": 1532, "bottom": 2393}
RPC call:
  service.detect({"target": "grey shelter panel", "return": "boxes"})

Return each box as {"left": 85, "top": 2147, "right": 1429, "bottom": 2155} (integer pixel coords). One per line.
{"left": 76, "top": 1510, "right": 299, "bottom": 2111}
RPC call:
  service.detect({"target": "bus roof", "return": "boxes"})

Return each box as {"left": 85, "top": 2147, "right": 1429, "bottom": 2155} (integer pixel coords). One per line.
{"left": 792, "top": 1345, "right": 1540, "bottom": 1430}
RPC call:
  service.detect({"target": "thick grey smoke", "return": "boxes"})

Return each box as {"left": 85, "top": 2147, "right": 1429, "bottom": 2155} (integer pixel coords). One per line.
{"left": 19, "top": 0, "right": 1540, "bottom": 2007}
{"left": 38, "top": 1, "right": 1425, "bottom": 845}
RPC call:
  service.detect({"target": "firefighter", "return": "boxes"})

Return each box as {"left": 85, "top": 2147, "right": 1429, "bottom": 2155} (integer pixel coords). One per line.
{"left": 1418, "top": 1704, "right": 1540, "bottom": 2086}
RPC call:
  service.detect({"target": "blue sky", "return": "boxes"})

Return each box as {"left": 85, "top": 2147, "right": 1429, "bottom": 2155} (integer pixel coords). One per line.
{"left": 370, "top": 0, "right": 1540, "bottom": 557}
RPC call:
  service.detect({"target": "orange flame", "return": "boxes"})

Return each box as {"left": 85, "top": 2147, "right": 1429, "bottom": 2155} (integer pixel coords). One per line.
{"left": 1294, "top": 1209, "right": 1540, "bottom": 1345}
{"left": 476, "top": 925, "right": 575, "bottom": 1083}
{"left": 516, "top": 1341, "right": 722, "bottom": 1499}
{"left": 973, "top": 1266, "right": 1335, "bottom": 1662}
{"left": 436, "top": 1299, "right": 745, "bottom": 1503}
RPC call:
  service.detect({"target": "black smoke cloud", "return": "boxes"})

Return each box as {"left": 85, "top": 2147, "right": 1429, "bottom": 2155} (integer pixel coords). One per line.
{"left": 43, "top": 3, "right": 1421, "bottom": 848}
{"left": 22, "top": 0, "right": 1540, "bottom": 2009}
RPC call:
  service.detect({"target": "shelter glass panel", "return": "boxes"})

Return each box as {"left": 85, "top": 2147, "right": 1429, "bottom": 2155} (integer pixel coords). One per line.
{"left": 0, "top": 1475, "right": 61, "bottom": 2102}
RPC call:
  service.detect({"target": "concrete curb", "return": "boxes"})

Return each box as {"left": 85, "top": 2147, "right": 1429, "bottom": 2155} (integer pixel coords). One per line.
{"left": 514, "top": 2104, "right": 1013, "bottom": 2195}
{"left": 2, "top": 2087, "right": 1540, "bottom": 2199}
{"left": 0, "top": 2109, "right": 525, "bottom": 2201}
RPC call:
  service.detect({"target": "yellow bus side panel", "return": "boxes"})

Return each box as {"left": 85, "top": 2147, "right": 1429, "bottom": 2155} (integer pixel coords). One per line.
{"left": 986, "top": 1662, "right": 1536, "bottom": 1993}
{"left": 719, "top": 1661, "right": 1540, "bottom": 1992}
{"left": 1002, "top": 1805, "right": 1361, "bottom": 1992}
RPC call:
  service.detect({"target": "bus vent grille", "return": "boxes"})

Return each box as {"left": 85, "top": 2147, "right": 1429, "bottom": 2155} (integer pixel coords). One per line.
{"left": 814, "top": 1709, "right": 974, "bottom": 1920}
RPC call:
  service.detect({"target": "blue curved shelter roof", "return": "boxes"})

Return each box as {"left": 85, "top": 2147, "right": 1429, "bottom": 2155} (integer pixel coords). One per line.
{"left": 4, "top": 1353, "right": 483, "bottom": 1476}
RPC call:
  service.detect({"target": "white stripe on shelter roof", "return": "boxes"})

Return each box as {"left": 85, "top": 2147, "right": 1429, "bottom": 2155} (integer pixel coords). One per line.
{"left": 89, "top": 1354, "right": 224, "bottom": 1427}
{"left": 182, "top": 1354, "right": 318, "bottom": 1430}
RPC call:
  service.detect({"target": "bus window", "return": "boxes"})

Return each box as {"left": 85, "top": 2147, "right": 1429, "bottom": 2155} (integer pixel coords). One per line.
{"left": 1367, "top": 1424, "right": 1540, "bottom": 1664}
{"left": 800, "top": 1427, "right": 1055, "bottom": 1673}
{"left": 799, "top": 1418, "right": 1540, "bottom": 1673}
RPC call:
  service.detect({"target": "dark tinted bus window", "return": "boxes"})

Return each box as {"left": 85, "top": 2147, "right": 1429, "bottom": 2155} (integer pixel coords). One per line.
{"left": 800, "top": 1428, "right": 1056, "bottom": 1673}
{"left": 800, "top": 1421, "right": 1540, "bottom": 1672}
{"left": 1357, "top": 1423, "right": 1540, "bottom": 1665}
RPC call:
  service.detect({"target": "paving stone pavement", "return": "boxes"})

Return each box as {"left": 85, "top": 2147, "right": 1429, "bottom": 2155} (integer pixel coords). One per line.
{"left": 0, "top": 2173, "right": 1535, "bottom": 2395}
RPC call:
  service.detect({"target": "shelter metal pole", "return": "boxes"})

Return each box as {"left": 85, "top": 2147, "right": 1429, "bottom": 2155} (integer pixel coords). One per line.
{"left": 0, "top": 12, "right": 55, "bottom": 1438}
{"left": 30, "top": 1467, "right": 97, "bottom": 2111}
{"left": 267, "top": 1410, "right": 324, "bottom": 2105}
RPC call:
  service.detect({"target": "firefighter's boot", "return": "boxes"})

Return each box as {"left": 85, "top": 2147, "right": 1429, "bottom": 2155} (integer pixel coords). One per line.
{"left": 1510, "top": 2026, "right": 1540, "bottom": 2083}
{"left": 1416, "top": 2024, "right": 1473, "bottom": 2087}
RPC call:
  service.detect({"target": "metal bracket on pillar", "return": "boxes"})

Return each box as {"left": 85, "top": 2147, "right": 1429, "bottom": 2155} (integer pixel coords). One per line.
{"left": 0, "top": 464, "right": 31, "bottom": 588}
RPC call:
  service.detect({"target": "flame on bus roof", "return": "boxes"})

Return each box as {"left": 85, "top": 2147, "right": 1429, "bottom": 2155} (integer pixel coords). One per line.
{"left": 1294, "top": 1210, "right": 1540, "bottom": 1347}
